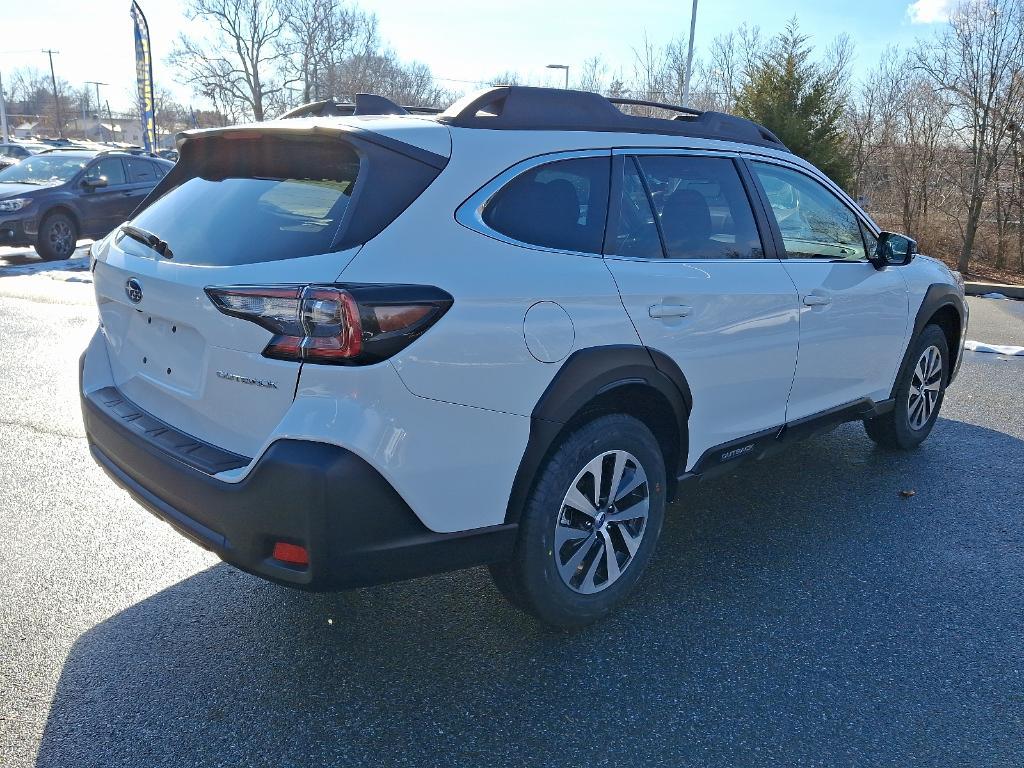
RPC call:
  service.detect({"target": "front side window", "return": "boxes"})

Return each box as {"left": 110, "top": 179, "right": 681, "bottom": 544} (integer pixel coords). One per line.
{"left": 752, "top": 162, "right": 867, "bottom": 261}
{"left": 85, "top": 158, "right": 127, "bottom": 186}
{"left": 482, "top": 156, "right": 610, "bottom": 253}
{"left": 633, "top": 155, "right": 763, "bottom": 260}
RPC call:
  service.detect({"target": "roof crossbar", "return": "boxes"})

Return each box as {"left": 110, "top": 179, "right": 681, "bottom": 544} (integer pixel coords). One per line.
{"left": 438, "top": 86, "right": 789, "bottom": 151}
{"left": 279, "top": 97, "right": 443, "bottom": 120}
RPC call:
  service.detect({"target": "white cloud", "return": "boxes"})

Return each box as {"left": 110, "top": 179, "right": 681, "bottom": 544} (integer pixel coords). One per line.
{"left": 907, "top": 0, "right": 952, "bottom": 23}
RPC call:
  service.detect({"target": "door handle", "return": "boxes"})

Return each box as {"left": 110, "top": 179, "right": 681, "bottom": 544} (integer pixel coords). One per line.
{"left": 648, "top": 303, "right": 693, "bottom": 319}
{"left": 802, "top": 294, "right": 832, "bottom": 307}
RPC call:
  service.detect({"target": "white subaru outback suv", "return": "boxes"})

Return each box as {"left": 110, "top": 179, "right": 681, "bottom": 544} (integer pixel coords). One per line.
{"left": 81, "top": 87, "right": 967, "bottom": 627}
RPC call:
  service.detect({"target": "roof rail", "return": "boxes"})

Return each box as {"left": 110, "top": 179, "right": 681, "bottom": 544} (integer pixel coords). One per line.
{"left": 606, "top": 96, "right": 702, "bottom": 118}
{"left": 280, "top": 96, "right": 443, "bottom": 120}
{"left": 438, "top": 86, "right": 788, "bottom": 151}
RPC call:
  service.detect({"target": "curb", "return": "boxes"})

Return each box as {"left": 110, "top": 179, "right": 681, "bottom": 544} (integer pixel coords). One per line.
{"left": 964, "top": 282, "right": 1024, "bottom": 299}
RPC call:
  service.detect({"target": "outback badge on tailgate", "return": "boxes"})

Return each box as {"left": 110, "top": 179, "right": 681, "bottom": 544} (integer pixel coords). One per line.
{"left": 216, "top": 371, "right": 279, "bottom": 389}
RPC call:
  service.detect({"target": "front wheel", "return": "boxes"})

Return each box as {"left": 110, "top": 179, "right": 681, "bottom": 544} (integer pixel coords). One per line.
{"left": 490, "top": 414, "right": 667, "bottom": 628}
{"left": 36, "top": 212, "right": 79, "bottom": 261}
{"left": 864, "top": 324, "right": 949, "bottom": 450}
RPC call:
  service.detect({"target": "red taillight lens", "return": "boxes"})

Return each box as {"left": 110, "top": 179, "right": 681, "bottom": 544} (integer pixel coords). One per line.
{"left": 205, "top": 284, "right": 452, "bottom": 365}
{"left": 262, "top": 287, "right": 363, "bottom": 362}
{"left": 271, "top": 541, "right": 309, "bottom": 567}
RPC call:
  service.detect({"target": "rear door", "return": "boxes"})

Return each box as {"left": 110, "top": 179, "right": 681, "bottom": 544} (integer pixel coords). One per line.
{"left": 603, "top": 150, "right": 800, "bottom": 469}
{"left": 745, "top": 159, "right": 910, "bottom": 421}
{"left": 78, "top": 157, "right": 132, "bottom": 236}
{"left": 123, "top": 157, "right": 159, "bottom": 215}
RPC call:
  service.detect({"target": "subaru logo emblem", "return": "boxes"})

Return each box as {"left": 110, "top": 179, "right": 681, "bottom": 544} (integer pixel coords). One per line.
{"left": 125, "top": 278, "right": 143, "bottom": 304}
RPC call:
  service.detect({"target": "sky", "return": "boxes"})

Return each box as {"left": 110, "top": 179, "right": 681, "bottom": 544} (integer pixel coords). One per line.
{"left": 0, "top": 0, "right": 953, "bottom": 114}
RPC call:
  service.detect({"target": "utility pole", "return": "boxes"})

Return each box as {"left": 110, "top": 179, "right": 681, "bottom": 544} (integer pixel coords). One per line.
{"left": 681, "top": 0, "right": 699, "bottom": 106}
{"left": 105, "top": 100, "right": 115, "bottom": 144}
{"left": 0, "top": 70, "right": 9, "bottom": 144}
{"left": 42, "top": 49, "right": 63, "bottom": 138}
{"left": 86, "top": 81, "right": 108, "bottom": 141}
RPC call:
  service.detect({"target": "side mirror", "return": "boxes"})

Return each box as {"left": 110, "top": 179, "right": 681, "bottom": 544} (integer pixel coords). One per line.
{"left": 82, "top": 176, "right": 108, "bottom": 190}
{"left": 871, "top": 231, "right": 917, "bottom": 269}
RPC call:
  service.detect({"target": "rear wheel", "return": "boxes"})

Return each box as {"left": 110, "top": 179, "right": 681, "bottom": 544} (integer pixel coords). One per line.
{"left": 36, "top": 212, "right": 78, "bottom": 261}
{"left": 490, "top": 414, "right": 666, "bottom": 628}
{"left": 864, "top": 324, "right": 948, "bottom": 450}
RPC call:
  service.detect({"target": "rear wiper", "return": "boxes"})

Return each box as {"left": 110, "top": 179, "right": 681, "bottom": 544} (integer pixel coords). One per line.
{"left": 120, "top": 224, "right": 174, "bottom": 259}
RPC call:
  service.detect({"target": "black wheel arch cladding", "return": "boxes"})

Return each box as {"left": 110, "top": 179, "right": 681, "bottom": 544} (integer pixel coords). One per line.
{"left": 504, "top": 345, "right": 692, "bottom": 525}
{"left": 903, "top": 283, "right": 965, "bottom": 394}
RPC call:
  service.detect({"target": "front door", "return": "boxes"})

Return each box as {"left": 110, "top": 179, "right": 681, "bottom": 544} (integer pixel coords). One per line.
{"left": 603, "top": 152, "right": 800, "bottom": 470}
{"left": 746, "top": 160, "right": 910, "bottom": 422}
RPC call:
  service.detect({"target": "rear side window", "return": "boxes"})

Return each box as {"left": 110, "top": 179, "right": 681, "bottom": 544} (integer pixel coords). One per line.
{"left": 127, "top": 134, "right": 441, "bottom": 266}
{"left": 636, "top": 155, "right": 763, "bottom": 259}
{"left": 483, "top": 157, "right": 610, "bottom": 253}
{"left": 611, "top": 158, "right": 664, "bottom": 259}
{"left": 126, "top": 157, "right": 157, "bottom": 184}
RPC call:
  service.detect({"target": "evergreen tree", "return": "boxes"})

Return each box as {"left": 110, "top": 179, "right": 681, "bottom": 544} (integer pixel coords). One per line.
{"left": 736, "top": 19, "right": 852, "bottom": 188}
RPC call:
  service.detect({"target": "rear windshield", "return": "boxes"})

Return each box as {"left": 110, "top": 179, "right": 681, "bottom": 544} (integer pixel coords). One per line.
{"left": 125, "top": 137, "right": 360, "bottom": 266}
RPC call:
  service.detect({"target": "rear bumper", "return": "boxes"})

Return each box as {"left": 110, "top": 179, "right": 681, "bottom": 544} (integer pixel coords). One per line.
{"left": 81, "top": 373, "right": 516, "bottom": 591}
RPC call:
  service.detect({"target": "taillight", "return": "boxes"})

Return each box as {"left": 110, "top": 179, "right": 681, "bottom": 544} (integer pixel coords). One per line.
{"left": 205, "top": 284, "right": 453, "bottom": 365}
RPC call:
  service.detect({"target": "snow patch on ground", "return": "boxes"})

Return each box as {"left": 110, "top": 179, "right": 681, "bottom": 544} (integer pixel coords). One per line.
{"left": 0, "top": 245, "right": 92, "bottom": 284}
{"left": 965, "top": 340, "right": 1024, "bottom": 356}
{"left": 981, "top": 292, "right": 1011, "bottom": 300}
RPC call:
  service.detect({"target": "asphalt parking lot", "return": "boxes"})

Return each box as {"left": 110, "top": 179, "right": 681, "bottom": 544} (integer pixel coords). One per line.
{"left": 1, "top": 247, "right": 1022, "bottom": 767}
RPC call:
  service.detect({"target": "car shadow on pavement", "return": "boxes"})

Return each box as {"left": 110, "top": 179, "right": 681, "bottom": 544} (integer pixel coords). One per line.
{"left": 34, "top": 418, "right": 1024, "bottom": 767}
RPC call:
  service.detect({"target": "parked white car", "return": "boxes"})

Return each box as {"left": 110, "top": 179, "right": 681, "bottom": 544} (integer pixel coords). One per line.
{"left": 81, "top": 87, "right": 967, "bottom": 626}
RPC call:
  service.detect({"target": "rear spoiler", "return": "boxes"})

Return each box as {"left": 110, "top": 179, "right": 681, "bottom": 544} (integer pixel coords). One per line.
{"left": 173, "top": 122, "right": 449, "bottom": 169}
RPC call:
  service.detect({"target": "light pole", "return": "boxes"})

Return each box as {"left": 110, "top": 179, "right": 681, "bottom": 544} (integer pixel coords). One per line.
{"left": 0, "top": 70, "right": 9, "bottom": 143}
{"left": 546, "top": 64, "right": 570, "bottom": 89}
{"left": 86, "top": 81, "right": 108, "bottom": 141}
{"left": 681, "top": 0, "right": 698, "bottom": 106}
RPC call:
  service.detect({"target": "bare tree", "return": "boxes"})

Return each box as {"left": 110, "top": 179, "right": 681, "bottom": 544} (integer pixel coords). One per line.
{"left": 575, "top": 57, "right": 607, "bottom": 94}
{"left": 281, "top": 0, "right": 366, "bottom": 102}
{"left": 169, "top": 0, "right": 290, "bottom": 121}
{"left": 917, "top": 0, "right": 1024, "bottom": 272}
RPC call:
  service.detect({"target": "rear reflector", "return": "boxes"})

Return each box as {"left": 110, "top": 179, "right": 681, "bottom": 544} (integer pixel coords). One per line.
{"left": 272, "top": 542, "right": 309, "bottom": 567}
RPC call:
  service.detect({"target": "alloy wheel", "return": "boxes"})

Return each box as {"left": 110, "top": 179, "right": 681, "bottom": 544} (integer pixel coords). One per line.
{"left": 48, "top": 220, "right": 73, "bottom": 256}
{"left": 553, "top": 449, "right": 650, "bottom": 594}
{"left": 908, "top": 344, "right": 942, "bottom": 430}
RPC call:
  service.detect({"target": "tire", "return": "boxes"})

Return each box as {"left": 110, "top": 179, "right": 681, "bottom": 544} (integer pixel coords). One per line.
{"left": 490, "top": 414, "right": 667, "bottom": 628}
{"left": 864, "top": 324, "right": 949, "bottom": 450}
{"left": 36, "top": 212, "right": 78, "bottom": 261}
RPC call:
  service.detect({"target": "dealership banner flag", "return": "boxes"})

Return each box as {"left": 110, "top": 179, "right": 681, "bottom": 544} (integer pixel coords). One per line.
{"left": 130, "top": 1, "right": 157, "bottom": 152}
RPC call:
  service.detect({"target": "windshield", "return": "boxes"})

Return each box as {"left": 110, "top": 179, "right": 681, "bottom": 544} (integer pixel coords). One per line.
{"left": 0, "top": 154, "right": 88, "bottom": 185}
